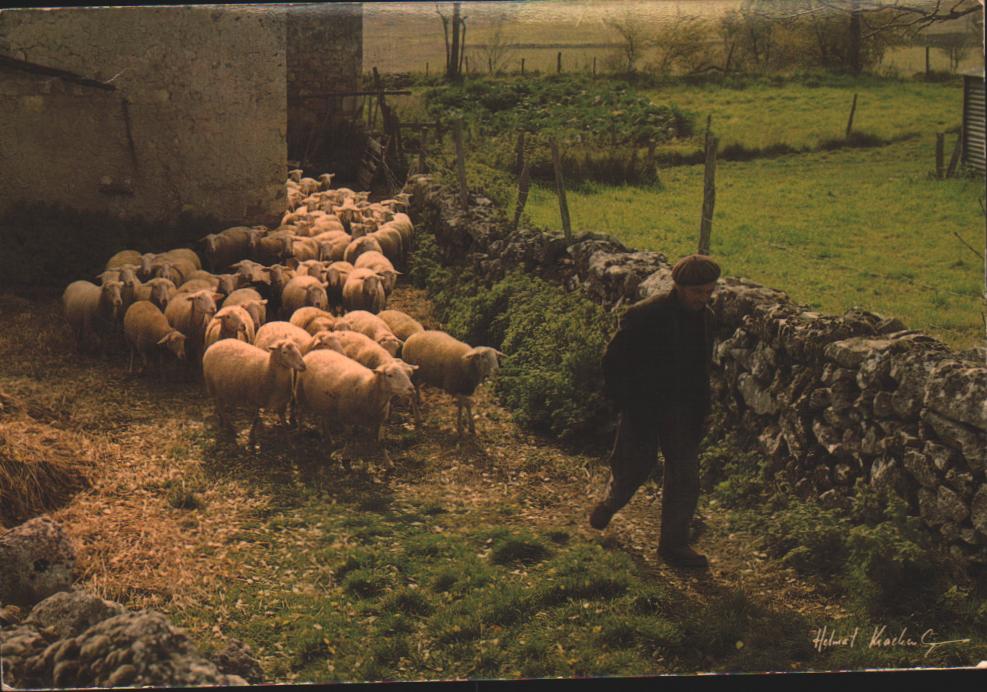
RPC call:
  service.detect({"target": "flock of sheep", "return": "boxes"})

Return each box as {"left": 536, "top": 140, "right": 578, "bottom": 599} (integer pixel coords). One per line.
{"left": 61, "top": 170, "right": 506, "bottom": 463}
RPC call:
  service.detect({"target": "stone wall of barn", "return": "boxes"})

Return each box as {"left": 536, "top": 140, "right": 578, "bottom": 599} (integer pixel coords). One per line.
{"left": 0, "top": 6, "right": 286, "bottom": 226}
{"left": 405, "top": 174, "right": 987, "bottom": 565}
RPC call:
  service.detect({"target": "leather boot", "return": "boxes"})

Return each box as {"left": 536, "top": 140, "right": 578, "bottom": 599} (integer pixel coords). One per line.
{"left": 589, "top": 502, "right": 615, "bottom": 530}
{"left": 658, "top": 544, "right": 709, "bottom": 569}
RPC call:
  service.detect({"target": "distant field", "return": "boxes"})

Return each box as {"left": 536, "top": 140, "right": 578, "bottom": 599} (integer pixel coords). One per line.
{"left": 520, "top": 135, "right": 984, "bottom": 350}
{"left": 362, "top": 1, "right": 983, "bottom": 76}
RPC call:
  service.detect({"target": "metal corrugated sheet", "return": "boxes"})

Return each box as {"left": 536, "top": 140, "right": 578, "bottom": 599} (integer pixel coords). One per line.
{"left": 963, "top": 74, "right": 985, "bottom": 174}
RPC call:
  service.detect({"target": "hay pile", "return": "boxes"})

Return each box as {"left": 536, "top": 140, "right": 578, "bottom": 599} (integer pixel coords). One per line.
{"left": 0, "top": 389, "right": 94, "bottom": 529}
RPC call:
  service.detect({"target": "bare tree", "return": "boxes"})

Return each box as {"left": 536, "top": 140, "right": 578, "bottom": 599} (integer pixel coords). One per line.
{"left": 437, "top": 2, "right": 468, "bottom": 81}
{"left": 603, "top": 13, "right": 651, "bottom": 74}
{"left": 478, "top": 16, "right": 516, "bottom": 74}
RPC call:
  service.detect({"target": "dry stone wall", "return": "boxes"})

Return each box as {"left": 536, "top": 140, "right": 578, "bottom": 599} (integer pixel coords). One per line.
{"left": 405, "top": 175, "right": 987, "bottom": 564}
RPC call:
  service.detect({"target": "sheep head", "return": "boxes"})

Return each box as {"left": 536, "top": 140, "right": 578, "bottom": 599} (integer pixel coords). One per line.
{"left": 268, "top": 338, "right": 306, "bottom": 372}
{"left": 374, "top": 361, "right": 415, "bottom": 399}
{"left": 157, "top": 330, "right": 187, "bottom": 360}
{"left": 464, "top": 346, "right": 504, "bottom": 382}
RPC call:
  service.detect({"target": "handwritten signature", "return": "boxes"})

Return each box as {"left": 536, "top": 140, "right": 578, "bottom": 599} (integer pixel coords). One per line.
{"left": 811, "top": 625, "right": 972, "bottom": 658}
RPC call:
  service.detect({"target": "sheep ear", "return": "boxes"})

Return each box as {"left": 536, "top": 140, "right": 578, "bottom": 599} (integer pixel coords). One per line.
{"left": 286, "top": 257, "right": 299, "bottom": 269}
{"left": 494, "top": 350, "right": 508, "bottom": 358}
{"left": 259, "top": 299, "right": 269, "bottom": 305}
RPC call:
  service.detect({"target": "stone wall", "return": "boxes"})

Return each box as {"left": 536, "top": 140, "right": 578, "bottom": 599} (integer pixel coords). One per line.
{"left": 285, "top": 3, "right": 363, "bottom": 179}
{"left": 0, "top": 6, "right": 286, "bottom": 226}
{"left": 405, "top": 175, "right": 987, "bottom": 565}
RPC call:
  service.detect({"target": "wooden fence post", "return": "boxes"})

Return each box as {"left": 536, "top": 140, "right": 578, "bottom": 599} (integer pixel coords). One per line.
{"left": 936, "top": 132, "right": 945, "bottom": 179}
{"left": 454, "top": 119, "right": 469, "bottom": 208}
{"left": 925, "top": 46, "right": 931, "bottom": 78}
{"left": 699, "top": 135, "right": 717, "bottom": 255}
{"left": 550, "top": 139, "right": 572, "bottom": 242}
{"left": 593, "top": 56, "right": 597, "bottom": 76}
{"left": 426, "top": 61, "right": 429, "bottom": 77}
{"left": 521, "top": 58, "right": 525, "bottom": 75}
{"left": 846, "top": 93, "right": 858, "bottom": 139}
{"left": 513, "top": 161, "right": 530, "bottom": 231}
{"left": 557, "top": 51, "right": 562, "bottom": 74}
{"left": 946, "top": 127, "right": 963, "bottom": 178}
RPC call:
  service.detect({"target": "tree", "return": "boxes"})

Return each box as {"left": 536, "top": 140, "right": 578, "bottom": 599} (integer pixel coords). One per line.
{"left": 437, "top": 2, "right": 467, "bottom": 81}
{"left": 478, "top": 16, "right": 515, "bottom": 74}
{"left": 603, "top": 13, "right": 650, "bottom": 75}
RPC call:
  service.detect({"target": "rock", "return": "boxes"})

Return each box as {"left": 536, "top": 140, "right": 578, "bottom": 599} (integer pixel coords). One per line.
{"left": 860, "top": 426, "right": 883, "bottom": 457}
{"left": 13, "top": 610, "right": 247, "bottom": 688}
{"left": 737, "top": 373, "right": 780, "bottom": 415}
{"left": 944, "top": 468, "right": 974, "bottom": 499}
{"left": 0, "top": 604, "right": 24, "bottom": 627}
{"left": 902, "top": 449, "right": 939, "bottom": 489}
{"left": 924, "top": 361, "right": 987, "bottom": 430}
{"left": 0, "top": 517, "right": 75, "bottom": 607}
{"left": 922, "top": 410, "right": 987, "bottom": 474}
{"left": 812, "top": 465, "right": 833, "bottom": 491}
{"left": 807, "top": 388, "right": 831, "bottom": 411}
{"left": 936, "top": 486, "right": 969, "bottom": 524}
{"left": 917, "top": 488, "right": 941, "bottom": 526}
{"left": 24, "top": 589, "right": 127, "bottom": 640}
{"left": 213, "top": 638, "right": 264, "bottom": 683}
{"left": 923, "top": 441, "right": 957, "bottom": 473}
{"left": 971, "top": 486, "right": 987, "bottom": 535}
{"left": 890, "top": 390, "right": 922, "bottom": 421}
{"left": 636, "top": 266, "right": 675, "bottom": 300}
{"left": 812, "top": 420, "right": 843, "bottom": 456}
{"left": 833, "top": 462, "right": 856, "bottom": 485}
{"left": 939, "top": 521, "right": 961, "bottom": 542}
{"left": 870, "top": 456, "right": 907, "bottom": 499}
{"left": 750, "top": 342, "right": 778, "bottom": 385}
{"left": 873, "top": 391, "right": 894, "bottom": 419}
{"left": 959, "top": 527, "right": 982, "bottom": 546}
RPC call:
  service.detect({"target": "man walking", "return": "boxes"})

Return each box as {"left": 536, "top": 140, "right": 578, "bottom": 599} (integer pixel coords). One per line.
{"left": 589, "top": 254, "right": 720, "bottom": 569}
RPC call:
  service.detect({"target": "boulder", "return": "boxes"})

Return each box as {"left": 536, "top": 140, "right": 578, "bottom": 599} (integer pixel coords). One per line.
{"left": 213, "top": 638, "right": 264, "bottom": 683}
{"left": 902, "top": 449, "right": 939, "bottom": 489}
{"left": 738, "top": 373, "right": 780, "bottom": 415}
{"left": 924, "top": 361, "right": 987, "bottom": 431}
{"left": 922, "top": 410, "right": 987, "bottom": 474}
{"left": 24, "top": 590, "right": 126, "bottom": 641}
{"left": 971, "top": 486, "right": 987, "bottom": 536}
{"left": 872, "top": 391, "right": 894, "bottom": 419}
{"left": 0, "top": 517, "right": 75, "bottom": 607}
{"left": 936, "top": 485, "right": 969, "bottom": 524}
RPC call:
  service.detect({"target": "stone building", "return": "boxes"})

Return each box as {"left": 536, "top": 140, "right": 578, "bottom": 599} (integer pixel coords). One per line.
{"left": 0, "top": 4, "right": 365, "bottom": 227}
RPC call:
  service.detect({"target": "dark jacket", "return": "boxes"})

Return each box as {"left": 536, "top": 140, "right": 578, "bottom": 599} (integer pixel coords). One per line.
{"left": 602, "top": 289, "right": 716, "bottom": 415}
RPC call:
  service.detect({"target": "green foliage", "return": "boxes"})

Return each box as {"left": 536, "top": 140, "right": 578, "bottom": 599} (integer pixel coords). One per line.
{"left": 761, "top": 500, "right": 851, "bottom": 579}
{"left": 489, "top": 531, "right": 552, "bottom": 567}
{"left": 423, "top": 74, "right": 694, "bottom": 146}
{"left": 844, "top": 521, "right": 939, "bottom": 615}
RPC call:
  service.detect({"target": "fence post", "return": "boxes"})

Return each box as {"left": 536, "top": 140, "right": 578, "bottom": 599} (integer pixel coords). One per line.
{"left": 646, "top": 139, "right": 660, "bottom": 186}
{"left": 513, "top": 161, "right": 530, "bottom": 231}
{"left": 454, "top": 119, "right": 469, "bottom": 208}
{"left": 946, "top": 128, "right": 963, "bottom": 177}
{"left": 550, "top": 138, "right": 572, "bottom": 242}
{"left": 936, "top": 132, "right": 945, "bottom": 179}
{"left": 593, "top": 56, "right": 597, "bottom": 77}
{"left": 489, "top": 57, "right": 493, "bottom": 74}
{"left": 699, "top": 135, "right": 717, "bottom": 255}
{"left": 418, "top": 126, "right": 427, "bottom": 173}
{"left": 521, "top": 58, "right": 525, "bottom": 75}
{"left": 557, "top": 51, "right": 562, "bottom": 74}
{"left": 426, "top": 61, "right": 429, "bottom": 77}
{"left": 465, "top": 55, "right": 470, "bottom": 75}
{"left": 925, "top": 46, "right": 930, "bottom": 78}
{"left": 845, "top": 93, "right": 858, "bottom": 139}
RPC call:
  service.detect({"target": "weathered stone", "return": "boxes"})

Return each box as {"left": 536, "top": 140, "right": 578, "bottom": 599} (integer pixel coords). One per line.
{"left": 820, "top": 364, "right": 857, "bottom": 386}
{"left": 922, "top": 410, "right": 987, "bottom": 474}
{"left": 750, "top": 342, "right": 778, "bottom": 385}
{"left": 971, "top": 486, "right": 987, "bottom": 535}
{"left": 812, "top": 419, "right": 843, "bottom": 456}
{"left": 833, "top": 463, "right": 856, "bottom": 485}
{"left": 939, "top": 521, "right": 962, "bottom": 542}
{"left": 0, "top": 517, "right": 75, "bottom": 607}
{"left": 917, "top": 488, "right": 941, "bottom": 526}
{"left": 812, "top": 465, "right": 833, "bottom": 490}
{"left": 959, "top": 527, "right": 982, "bottom": 546}
{"left": 825, "top": 336, "right": 893, "bottom": 369}
{"left": 24, "top": 590, "right": 127, "bottom": 641}
{"left": 924, "top": 361, "right": 987, "bottom": 430}
{"left": 860, "top": 426, "right": 882, "bottom": 457}
{"left": 873, "top": 391, "right": 894, "bottom": 419}
{"left": 758, "top": 427, "right": 786, "bottom": 461}
{"left": 944, "top": 468, "right": 974, "bottom": 498}
{"left": 891, "top": 390, "right": 923, "bottom": 421}
{"left": 807, "top": 388, "right": 831, "bottom": 411}
{"left": 902, "top": 449, "right": 939, "bottom": 489}
{"left": 737, "top": 373, "right": 780, "bottom": 415}
{"left": 869, "top": 456, "right": 906, "bottom": 498}
{"left": 636, "top": 267, "right": 675, "bottom": 300}
{"left": 794, "top": 477, "right": 814, "bottom": 500}
{"left": 937, "top": 486, "right": 969, "bottom": 524}
{"left": 923, "top": 441, "right": 957, "bottom": 473}
{"left": 213, "top": 638, "right": 264, "bottom": 683}
{"left": 823, "top": 408, "right": 856, "bottom": 431}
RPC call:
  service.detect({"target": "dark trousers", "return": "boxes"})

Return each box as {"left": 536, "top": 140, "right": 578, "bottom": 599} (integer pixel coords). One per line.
{"left": 601, "top": 406, "right": 705, "bottom": 549}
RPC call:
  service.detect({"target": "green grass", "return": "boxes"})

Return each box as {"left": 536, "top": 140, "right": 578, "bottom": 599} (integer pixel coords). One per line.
{"left": 521, "top": 135, "right": 984, "bottom": 350}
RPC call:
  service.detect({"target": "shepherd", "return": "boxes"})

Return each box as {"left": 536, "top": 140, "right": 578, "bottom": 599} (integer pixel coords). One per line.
{"left": 589, "top": 254, "right": 720, "bottom": 570}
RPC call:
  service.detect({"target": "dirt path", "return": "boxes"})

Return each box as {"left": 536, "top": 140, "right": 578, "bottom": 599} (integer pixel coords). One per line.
{"left": 1, "top": 286, "right": 849, "bottom": 677}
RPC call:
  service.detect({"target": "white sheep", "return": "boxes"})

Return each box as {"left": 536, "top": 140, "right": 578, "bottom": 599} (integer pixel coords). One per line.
{"left": 401, "top": 330, "right": 506, "bottom": 436}
{"left": 343, "top": 235, "right": 383, "bottom": 265}
{"left": 377, "top": 309, "right": 425, "bottom": 343}
{"left": 295, "top": 348, "right": 415, "bottom": 465}
{"left": 122, "top": 300, "right": 186, "bottom": 376}
{"left": 354, "top": 251, "right": 400, "bottom": 295}
{"left": 334, "top": 310, "right": 401, "bottom": 356}
{"left": 325, "top": 261, "right": 354, "bottom": 315}
{"left": 342, "top": 268, "right": 386, "bottom": 314}
{"left": 280, "top": 275, "right": 329, "bottom": 318}
{"left": 289, "top": 306, "right": 339, "bottom": 335}
{"left": 369, "top": 226, "right": 405, "bottom": 268}
{"left": 201, "top": 227, "right": 254, "bottom": 272}
{"left": 62, "top": 280, "right": 124, "bottom": 354}
{"left": 164, "top": 288, "right": 222, "bottom": 364}
{"left": 133, "top": 277, "right": 177, "bottom": 312}
{"left": 105, "top": 250, "right": 142, "bottom": 271}
{"left": 202, "top": 337, "right": 306, "bottom": 445}
{"left": 222, "top": 288, "right": 268, "bottom": 332}
{"left": 203, "top": 305, "right": 256, "bottom": 352}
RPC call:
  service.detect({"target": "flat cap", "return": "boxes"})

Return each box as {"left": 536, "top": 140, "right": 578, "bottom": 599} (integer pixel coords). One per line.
{"left": 671, "top": 254, "right": 721, "bottom": 286}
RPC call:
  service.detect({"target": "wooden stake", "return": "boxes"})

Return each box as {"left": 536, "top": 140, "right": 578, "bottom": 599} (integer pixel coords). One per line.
{"left": 513, "top": 161, "right": 530, "bottom": 231}
{"left": 557, "top": 51, "right": 562, "bottom": 74}
{"left": 521, "top": 58, "right": 525, "bottom": 75}
{"left": 936, "top": 132, "right": 945, "bottom": 179}
{"left": 593, "top": 56, "right": 597, "bottom": 76}
{"left": 699, "top": 135, "right": 717, "bottom": 255}
{"left": 845, "top": 93, "right": 858, "bottom": 139}
{"left": 946, "top": 127, "right": 963, "bottom": 178}
{"left": 426, "top": 61, "right": 429, "bottom": 77}
{"left": 550, "top": 139, "right": 572, "bottom": 242}
{"left": 925, "top": 46, "right": 930, "bottom": 78}
{"left": 454, "top": 120, "right": 469, "bottom": 208}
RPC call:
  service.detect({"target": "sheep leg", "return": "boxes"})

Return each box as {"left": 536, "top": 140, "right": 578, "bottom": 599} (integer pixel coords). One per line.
{"left": 127, "top": 345, "right": 135, "bottom": 374}
{"left": 463, "top": 396, "right": 476, "bottom": 435}
{"left": 248, "top": 408, "right": 262, "bottom": 447}
{"left": 412, "top": 385, "right": 423, "bottom": 429}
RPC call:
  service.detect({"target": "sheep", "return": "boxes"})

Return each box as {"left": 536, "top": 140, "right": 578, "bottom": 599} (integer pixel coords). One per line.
{"left": 203, "top": 305, "right": 255, "bottom": 352}
{"left": 281, "top": 275, "right": 329, "bottom": 318}
{"left": 343, "top": 235, "right": 382, "bottom": 265}
{"left": 290, "top": 236, "right": 322, "bottom": 262}
{"left": 389, "top": 212, "right": 415, "bottom": 256}
{"left": 289, "top": 306, "right": 338, "bottom": 335}
{"left": 264, "top": 264, "right": 294, "bottom": 315}
{"left": 202, "top": 338, "right": 306, "bottom": 445}
{"left": 321, "top": 329, "right": 416, "bottom": 377}
{"left": 250, "top": 232, "right": 294, "bottom": 265}
{"left": 164, "top": 288, "right": 222, "bottom": 365}
{"left": 294, "top": 349, "right": 415, "bottom": 465}
{"left": 377, "top": 309, "right": 425, "bottom": 343}
{"left": 201, "top": 227, "right": 253, "bottom": 272}
{"left": 294, "top": 259, "right": 328, "bottom": 282}
{"left": 62, "top": 280, "right": 124, "bottom": 354}
{"left": 115, "top": 265, "right": 142, "bottom": 312}
{"left": 183, "top": 270, "right": 240, "bottom": 295}
{"left": 229, "top": 260, "right": 272, "bottom": 288}
{"left": 311, "top": 215, "right": 345, "bottom": 234}
{"left": 288, "top": 168, "right": 303, "bottom": 183}
{"left": 334, "top": 310, "right": 401, "bottom": 356}
{"left": 354, "top": 251, "right": 400, "bottom": 295}
{"left": 318, "top": 173, "right": 335, "bottom": 190}
{"left": 222, "top": 288, "right": 268, "bottom": 332}
{"left": 149, "top": 260, "right": 185, "bottom": 287}
{"left": 133, "top": 277, "right": 177, "bottom": 312}
{"left": 299, "top": 177, "right": 320, "bottom": 196}
{"left": 342, "top": 268, "right": 386, "bottom": 314}
{"left": 401, "top": 330, "right": 506, "bottom": 436}
{"left": 105, "top": 250, "right": 142, "bottom": 271}
{"left": 369, "top": 226, "right": 405, "bottom": 267}
{"left": 122, "top": 300, "right": 186, "bottom": 376}
{"left": 157, "top": 248, "right": 202, "bottom": 271}
{"left": 316, "top": 233, "right": 352, "bottom": 263}
{"left": 324, "top": 261, "right": 354, "bottom": 315}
